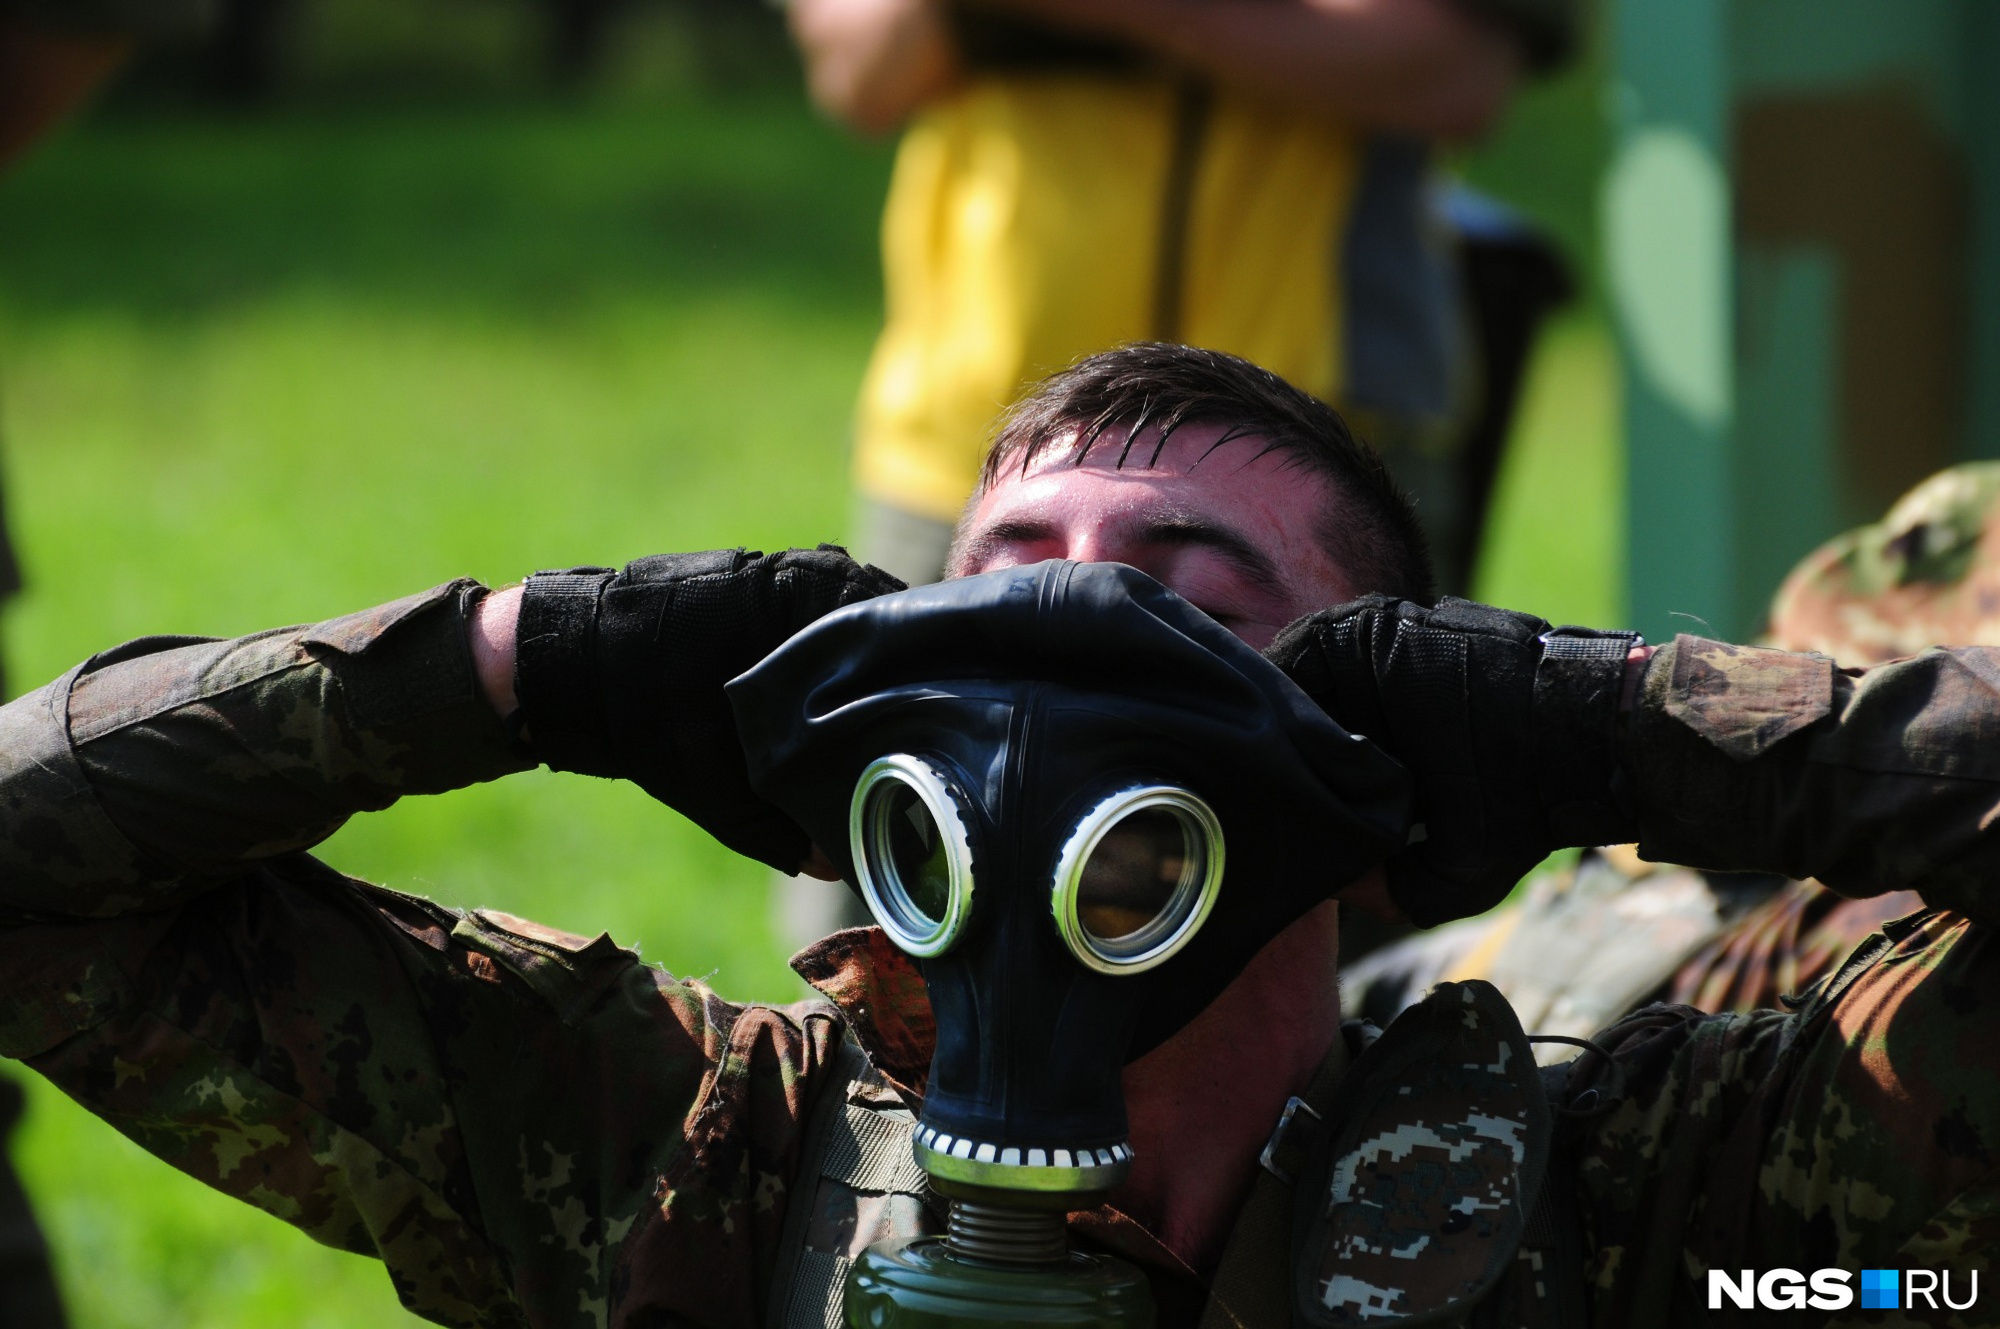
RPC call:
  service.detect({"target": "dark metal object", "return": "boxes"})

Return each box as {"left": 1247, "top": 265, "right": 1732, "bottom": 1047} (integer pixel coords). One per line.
{"left": 943, "top": 1197, "right": 1067, "bottom": 1269}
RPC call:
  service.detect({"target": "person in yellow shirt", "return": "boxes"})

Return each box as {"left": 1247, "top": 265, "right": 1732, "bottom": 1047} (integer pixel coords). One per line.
{"left": 790, "top": 0, "right": 1575, "bottom": 587}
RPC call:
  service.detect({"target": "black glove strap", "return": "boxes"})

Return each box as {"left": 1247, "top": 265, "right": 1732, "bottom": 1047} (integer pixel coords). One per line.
{"left": 515, "top": 568, "right": 615, "bottom": 772}
{"left": 1534, "top": 627, "right": 1643, "bottom": 844}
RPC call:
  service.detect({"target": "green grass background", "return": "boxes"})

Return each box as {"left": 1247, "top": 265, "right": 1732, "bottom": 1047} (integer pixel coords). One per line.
{"left": 0, "top": 87, "right": 1618, "bottom": 1328}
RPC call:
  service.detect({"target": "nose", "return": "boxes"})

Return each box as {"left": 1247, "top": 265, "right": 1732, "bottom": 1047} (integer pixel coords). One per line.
{"left": 1053, "top": 529, "right": 1135, "bottom": 568}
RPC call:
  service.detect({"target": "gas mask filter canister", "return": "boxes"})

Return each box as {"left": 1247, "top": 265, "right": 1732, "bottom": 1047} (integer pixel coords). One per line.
{"left": 731, "top": 561, "right": 1411, "bottom": 1326}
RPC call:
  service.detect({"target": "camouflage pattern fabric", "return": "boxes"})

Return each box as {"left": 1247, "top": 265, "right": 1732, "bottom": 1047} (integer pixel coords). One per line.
{"left": 1348, "top": 461, "right": 2000, "bottom": 1040}
{"left": 1294, "top": 980, "right": 1549, "bottom": 1327}
{"left": 1343, "top": 853, "right": 1923, "bottom": 1037}
{"left": 3, "top": 579, "right": 2000, "bottom": 1326}
{"left": 0, "top": 583, "right": 857, "bottom": 1329}
{"left": 1770, "top": 461, "right": 2000, "bottom": 666}
{"left": 1561, "top": 907, "right": 2000, "bottom": 1329}
{"left": 1341, "top": 854, "right": 1738, "bottom": 1044}
{"left": 1665, "top": 877, "right": 1922, "bottom": 1014}
{"left": 0, "top": 580, "right": 1204, "bottom": 1329}
{"left": 1626, "top": 635, "right": 2000, "bottom": 917}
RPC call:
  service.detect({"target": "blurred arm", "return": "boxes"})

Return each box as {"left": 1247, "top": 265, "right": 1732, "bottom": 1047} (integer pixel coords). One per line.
{"left": 789, "top": 0, "right": 965, "bottom": 136}
{"left": 1625, "top": 637, "right": 2000, "bottom": 925}
{"left": 0, "top": 17, "right": 128, "bottom": 173}
{"left": 969, "top": 0, "right": 1522, "bottom": 140}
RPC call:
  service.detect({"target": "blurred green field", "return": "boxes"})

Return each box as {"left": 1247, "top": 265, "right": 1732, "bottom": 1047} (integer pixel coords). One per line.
{"left": 0, "top": 93, "right": 1618, "bottom": 1328}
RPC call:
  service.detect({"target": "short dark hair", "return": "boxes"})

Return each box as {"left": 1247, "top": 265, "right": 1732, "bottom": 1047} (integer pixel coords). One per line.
{"left": 969, "top": 343, "right": 1435, "bottom": 603}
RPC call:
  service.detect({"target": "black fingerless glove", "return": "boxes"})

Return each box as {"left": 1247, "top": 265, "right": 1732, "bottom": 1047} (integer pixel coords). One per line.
{"left": 1266, "top": 596, "right": 1640, "bottom": 926}
{"left": 513, "top": 546, "right": 905, "bottom": 872}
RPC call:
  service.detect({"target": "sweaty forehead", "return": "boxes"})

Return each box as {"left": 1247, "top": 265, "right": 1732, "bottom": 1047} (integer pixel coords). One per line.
{"left": 958, "top": 423, "right": 1357, "bottom": 611}
{"left": 1006, "top": 419, "right": 1293, "bottom": 481}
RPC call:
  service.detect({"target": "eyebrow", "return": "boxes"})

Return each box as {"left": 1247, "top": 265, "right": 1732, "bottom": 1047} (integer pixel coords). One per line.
{"left": 1137, "top": 511, "right": 1289, "bottom": 598}
{"left": 955, "top": 511, "right": 1289, "bottom": 600}
{"left": 952, "top": 517, "right": 1055, "bottom": 576}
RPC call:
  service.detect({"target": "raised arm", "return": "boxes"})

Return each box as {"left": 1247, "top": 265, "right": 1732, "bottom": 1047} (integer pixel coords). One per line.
{"left": 970, "top": 0, "right": 1535, "bottom": 140}
{"left": 792, "top": 0, "right": 1569, "bottom": 141}
{"left": 0, "top": 579, "right": 528, "bottom": 921}
{"left": 1270, "top": 600, "right": 2000, "bottom": 929}
{"left": 0, "top": 549, "right": 898, "bottom": 1324}
{"left": 0, "top": 547, "right": 895, "bottom": 922}
{"left": 789, "top": 0, "right": 964, "bottom": 135}
{"left": 1620, "top": 635, "right": 2000, "bottom": 919}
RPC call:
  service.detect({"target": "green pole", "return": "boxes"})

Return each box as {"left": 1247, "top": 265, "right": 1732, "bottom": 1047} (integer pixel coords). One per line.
{"left": 1608, "top": 0, "right": 1735, "bottom": 643}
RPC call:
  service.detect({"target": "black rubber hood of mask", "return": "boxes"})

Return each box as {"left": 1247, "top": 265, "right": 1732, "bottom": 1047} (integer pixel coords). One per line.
{"left": 730, "top": 561, "right": 1413, "bottom": 1056}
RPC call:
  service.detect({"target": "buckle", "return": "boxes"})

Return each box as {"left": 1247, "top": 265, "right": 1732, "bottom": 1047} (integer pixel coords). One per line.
{"left": 1258, "top": 1094, "right": 1323, "bottom": 1185}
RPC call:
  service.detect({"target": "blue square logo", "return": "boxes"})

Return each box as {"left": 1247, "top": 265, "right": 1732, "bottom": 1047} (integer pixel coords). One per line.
{"left": 1860, "top": 1269, "right": 1899, "bottom": 1310}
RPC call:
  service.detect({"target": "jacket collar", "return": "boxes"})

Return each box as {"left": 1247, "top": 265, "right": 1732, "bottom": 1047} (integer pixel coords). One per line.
{"left": 790, "top": 926, "right": 935, "bottom": 1100}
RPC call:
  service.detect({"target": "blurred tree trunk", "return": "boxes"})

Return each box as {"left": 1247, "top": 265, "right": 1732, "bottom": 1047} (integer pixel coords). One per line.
{"left": 204, "top": 0, "right": 298, "bottom": 104}
{"left": 543, "top": 0, "right": 625, "bottom": 90}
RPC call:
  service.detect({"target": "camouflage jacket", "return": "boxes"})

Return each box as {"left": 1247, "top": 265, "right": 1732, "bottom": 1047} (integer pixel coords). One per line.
{"left": 0, "top": 586, "right": 1997, "bottom": 1328}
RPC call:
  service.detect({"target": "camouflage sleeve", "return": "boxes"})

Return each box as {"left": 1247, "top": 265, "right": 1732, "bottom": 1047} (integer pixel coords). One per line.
{"left": 1, "top": 864, "right": 848, "bottom": 1329}
{"left": 0, "top": 583, "right": 852, "bottom": 1327}
{"left": 1623, "top": 634, "right": 2000, "bottom": 921}
{"left": 0, "top": 579, "right": 532, "bottom": 920}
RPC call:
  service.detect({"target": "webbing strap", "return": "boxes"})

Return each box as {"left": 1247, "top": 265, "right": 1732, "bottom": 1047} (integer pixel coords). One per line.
{"left": 787, "top": 1250, "right": 850, "bottom": 1329}
{"left": 823, "top": 1102, "right": 929, "bottom": 1197}
{"left": 766, "top": 1039, "right": 934, "bottom": 1329}
{"left": 765, "top": 1040, "right": 871, "bottom": 1329}
{"left": 787, "top": 1103, "right": 926, "bottom": 1329}
{"left": 1533, "top": 626, "right": 1644, "bottom": 846}
{"left": 1197, "top": 1034, "right": 1353, "bottom": 1329}
{"left": 512, "top": 568, "right": 613, "bottom": 769}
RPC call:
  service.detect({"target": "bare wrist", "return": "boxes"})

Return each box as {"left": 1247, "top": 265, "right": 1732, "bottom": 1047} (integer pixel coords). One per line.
{"left": 470, "top": 584, "right": 523, "bottom": 719}
{"left": 1619, "top": 644, "right": 1656, "bottom": 712}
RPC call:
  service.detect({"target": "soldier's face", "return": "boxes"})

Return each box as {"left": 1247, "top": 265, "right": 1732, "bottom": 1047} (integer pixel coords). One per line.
{"left": 948, "top": 424, "right": 1358, "bottom": 650}
{"left": 945, "top": 419, "right": 1394, "bottom": 1020}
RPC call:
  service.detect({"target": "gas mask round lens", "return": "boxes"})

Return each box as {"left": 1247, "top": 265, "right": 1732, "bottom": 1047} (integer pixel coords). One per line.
{"left": 1052, "top": 787, "right": 1223, "bottom": 974}
{"left": 849, "top": 754, "right": 975, "bottom": 957}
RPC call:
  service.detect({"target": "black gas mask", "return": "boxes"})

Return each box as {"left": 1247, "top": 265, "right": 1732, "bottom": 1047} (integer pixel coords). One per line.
{"left": 731, "top": 560, "right": 1411, "bottom": 1205}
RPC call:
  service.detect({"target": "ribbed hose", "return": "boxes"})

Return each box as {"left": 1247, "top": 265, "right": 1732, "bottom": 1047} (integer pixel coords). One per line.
{"left": 944, "top": 1198, "right": 1069, "bottom": 1268}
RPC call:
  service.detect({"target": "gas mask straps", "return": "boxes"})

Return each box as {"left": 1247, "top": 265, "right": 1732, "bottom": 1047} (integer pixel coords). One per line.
{"left": 849, "top": 753, "right": 976, "bottom": 957}
{"left": 1052, "top": 785, "right": 1225, "bottom": 976}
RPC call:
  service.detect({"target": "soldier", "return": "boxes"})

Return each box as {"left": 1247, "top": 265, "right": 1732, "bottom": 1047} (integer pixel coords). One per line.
{"left": 1, "top": 344, "right": 1996, "bottom": 1327}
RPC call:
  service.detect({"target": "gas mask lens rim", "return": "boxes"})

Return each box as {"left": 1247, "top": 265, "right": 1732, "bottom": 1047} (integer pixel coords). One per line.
{"left": 1051, "top": 786, "right": 1224, "bottom": 975}
{"left": 849, "top": 754, "right": 975, "bottom": 958}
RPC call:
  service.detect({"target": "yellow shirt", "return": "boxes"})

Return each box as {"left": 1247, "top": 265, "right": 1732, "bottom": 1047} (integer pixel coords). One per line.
{"left": 853, "top": 73, "right": 1361, "bottom": 521}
